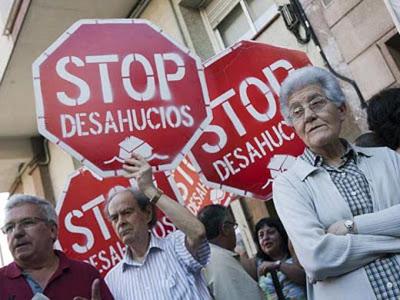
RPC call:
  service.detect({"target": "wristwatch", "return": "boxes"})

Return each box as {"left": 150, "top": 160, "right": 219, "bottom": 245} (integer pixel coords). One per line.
{"left": 149, "top": 188, "right": 163, "bottom": 204}
{"left": 344, "top": 220, "right": 354, "bottom": 233}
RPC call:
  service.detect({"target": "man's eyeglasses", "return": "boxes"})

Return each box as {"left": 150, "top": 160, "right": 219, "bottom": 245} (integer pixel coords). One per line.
{"left": 288, "top": 96, "right": 329, "bottom": 122}
{"left": 224, "top": 221, "right": 238, "bottom": 230}
{"left": 1, "top": 217, "right": 49, "bottom": 235}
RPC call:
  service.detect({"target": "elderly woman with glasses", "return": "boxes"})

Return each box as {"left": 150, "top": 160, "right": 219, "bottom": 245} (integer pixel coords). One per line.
{"left": 272, "top": 66, "right": 400, "bottom": 300}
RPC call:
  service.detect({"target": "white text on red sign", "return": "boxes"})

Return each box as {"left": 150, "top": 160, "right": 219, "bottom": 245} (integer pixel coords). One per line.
{"left": 201, "top": 59, "right": 296, "bottom": 181}
{"left": 55, "top": 53, "right": 195, "bottom": 138}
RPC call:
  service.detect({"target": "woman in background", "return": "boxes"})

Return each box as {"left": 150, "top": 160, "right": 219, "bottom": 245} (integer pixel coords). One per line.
{"left": 367, "top": 87, "right": 400, "bottom": 153}
{"left": 254, "top": 218, "right": 306, "bottom": 300}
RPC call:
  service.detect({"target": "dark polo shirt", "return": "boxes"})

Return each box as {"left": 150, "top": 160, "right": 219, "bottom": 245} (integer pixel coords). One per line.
{"left": 0, "top": 250, "right": 113, "bottom": 300}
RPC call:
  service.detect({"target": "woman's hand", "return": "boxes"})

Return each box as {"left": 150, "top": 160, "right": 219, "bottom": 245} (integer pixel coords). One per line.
{"left": 258, "top": 260, "right": 280, "bottom": 277}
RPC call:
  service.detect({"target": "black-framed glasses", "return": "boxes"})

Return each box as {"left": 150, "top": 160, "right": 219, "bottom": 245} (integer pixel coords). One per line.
{"left": 1, "top": 217, "right": 49, "bottom": 235}
{"left": 288, "top": 96, "right": 329, "bottom": 122}
{"left": 224, "top": 221, "right": 238, "bottom": 229}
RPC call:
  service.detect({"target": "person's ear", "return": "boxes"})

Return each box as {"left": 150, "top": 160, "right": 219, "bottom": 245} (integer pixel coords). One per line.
{"left": 220, "top": 223, "right": 229, "bottom": 237}
{"left": 145, "top": 205, "right": 153, "bottom": 226}
{"left": 50, "top": 223, "right": 58, "bottom": 242}
{"left": 337, "top": 103, "right": 347, "bottom": 121}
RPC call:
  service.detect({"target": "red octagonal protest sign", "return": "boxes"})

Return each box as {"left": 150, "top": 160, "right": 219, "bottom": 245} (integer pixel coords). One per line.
{"left": 170, "top": 155, "right": 233, "bottom": 215}
{"left": 33, "top": 19, "right": 211, "bottom": 177}
{"left": 55, "top": 168, "right": 179, "bottom": 277}
{"left": 189, "top": 41, "right": 309, "bottom": 200}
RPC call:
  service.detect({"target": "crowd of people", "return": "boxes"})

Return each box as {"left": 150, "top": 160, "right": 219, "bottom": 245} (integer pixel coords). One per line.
{"left": 1, "top": 66, "right": 399, "bottom": 300}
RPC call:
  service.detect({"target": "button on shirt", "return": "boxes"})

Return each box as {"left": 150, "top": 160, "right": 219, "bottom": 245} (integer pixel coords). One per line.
{"left": 105, "top": 230, "right": 211, "bottom": 300}
{"left": 302, "top": 142, "right": 400, "bottom": 300}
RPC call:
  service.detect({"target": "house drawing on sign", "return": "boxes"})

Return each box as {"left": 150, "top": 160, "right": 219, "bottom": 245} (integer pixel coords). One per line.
{"left": 261, "top": 154, "right": 296, "bottom": 189}
{"left": 104, "top": 136, "right": 169, "bottom": 165}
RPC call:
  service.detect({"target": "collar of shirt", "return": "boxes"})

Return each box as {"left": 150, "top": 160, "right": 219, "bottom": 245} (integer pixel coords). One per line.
{"left": 210, "top": 243, "right": 239, "bottom": 259}
{"left": 22, "top": 271, "right": 44, "bottom": 295}
{"left": 302, "top": 139, "right": 370, "bottom": 167}
{"left": 122, "top": 232, "right": 165, "bottom": 271}
{"left": 5, "top": 250, "right": 70, "bottom": 280}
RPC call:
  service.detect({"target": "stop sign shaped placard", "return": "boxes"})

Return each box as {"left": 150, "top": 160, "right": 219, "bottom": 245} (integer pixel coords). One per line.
{"left": 33, "top": 19, "right": 211, "bottom": 177}
{"left": 56, "top": 168, "right": 179, "bottom": 277}
{"left": 189, "top": 41, "right": 309, "bottom": 200}
{"left": 171, "top": 155, "right": 233, "bottom": 215}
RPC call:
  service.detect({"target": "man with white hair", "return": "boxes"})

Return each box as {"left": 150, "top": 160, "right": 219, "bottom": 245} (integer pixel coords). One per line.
{"left": 0, "top": 194, "right": 113, "bottom": 300}
{"left": 104, "top": 153, "right": 211, "bottom": 300}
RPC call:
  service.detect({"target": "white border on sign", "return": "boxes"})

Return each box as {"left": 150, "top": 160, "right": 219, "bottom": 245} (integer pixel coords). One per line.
{"left": 54, "top": 168, "right": 83, "bottom": 250}
{"left": 32, "top": 19, "right": 212, "bottom": 178}
{"left": 54, "top": 167, "right": 103, "bottom": 219}
{"left": 187, "top": 40, "right": 303, "bottom": 201}
{"left": 186, "top": 41, "right": 262, "bottom": 199}
{"left": 164, "top": 170, "right": 185, "bottom": 206}
{"left": 166, "top": 159, "right": 236, "bottom": 209}
{"left": 53, "top": 167, "right": 186, "bottom": 250}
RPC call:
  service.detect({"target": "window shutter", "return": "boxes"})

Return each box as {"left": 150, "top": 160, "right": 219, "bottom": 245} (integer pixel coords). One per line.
{"left": 204, "top": 0, "right": 240, "bottom": 29}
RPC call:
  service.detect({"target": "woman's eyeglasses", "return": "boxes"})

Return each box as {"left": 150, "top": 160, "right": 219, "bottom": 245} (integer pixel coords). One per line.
{"left": 288, "top": 96, "right": 329, "bottom": 122}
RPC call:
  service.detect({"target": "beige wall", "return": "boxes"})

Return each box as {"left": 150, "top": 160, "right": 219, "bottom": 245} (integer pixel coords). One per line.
{"left": 297, "top": 0, "right": 400, "bottom": 141}
{"left": 326, "top": 0, "right": 397, "bottom": 100}
{"left": 255, "top": 15, "right": 325, "bottom": 68}
{"left": 21, "top": 167, "right": 45, "bottom": 197}
{"left": 48, "top": 142, "right": 76, "bottom": 202}
{"left": 141, "top": 0, "right": 216, "bottom": 60}
{"left": 0, "top": 0, "right": 14, "bottom": 80}
{"left": 141, "top": 0, "right": 184, "bottom": 45}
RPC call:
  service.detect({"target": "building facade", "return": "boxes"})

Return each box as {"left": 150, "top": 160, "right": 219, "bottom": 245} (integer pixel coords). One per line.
{"left": 0, "top": 0, "right": 399, "bottom": 259}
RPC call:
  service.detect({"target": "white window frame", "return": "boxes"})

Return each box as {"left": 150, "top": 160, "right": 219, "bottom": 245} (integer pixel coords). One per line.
{"left": 1, "top": 0, "right": 22, "bottom": 36}
{"left": 200, "top": 0, "right": 279, "bottom": 52}
{"left": 384, "top": 0, "right": 400, "bottom": 34}
{"left": 0, "top": 0, "right": 30, "bottom": 83}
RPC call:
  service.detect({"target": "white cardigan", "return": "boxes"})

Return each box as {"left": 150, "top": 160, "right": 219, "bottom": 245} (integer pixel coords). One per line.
{"left": 273, "top": 146, "right": 400, "bottom": 300}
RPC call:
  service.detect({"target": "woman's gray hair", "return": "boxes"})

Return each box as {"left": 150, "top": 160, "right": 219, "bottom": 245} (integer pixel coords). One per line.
{"left": 104, "top": 186, "right": 157, "bottom": 227}
{"left": 5, "top": 194, "right": 58, "bottom": 225}
{"left": 279, "top": 66, "right": 346, "bottom": 124}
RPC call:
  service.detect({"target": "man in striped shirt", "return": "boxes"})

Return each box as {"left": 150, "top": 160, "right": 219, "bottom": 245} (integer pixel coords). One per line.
{"left": 104, "top": 153, "right": 211, "bottom": 300}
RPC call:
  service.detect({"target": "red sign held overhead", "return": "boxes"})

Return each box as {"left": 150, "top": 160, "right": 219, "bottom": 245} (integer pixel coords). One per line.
{"left": 171, "top": 156, "right": 233, "bottom": 215}
{"left": 189, "top": 41, "right": 308, "bottom": 200}
{"left": 55, "top": 168, "right": 178, "bottom": 277}
{"left": 33, "top": 19, "right": 211, "bottom": 177}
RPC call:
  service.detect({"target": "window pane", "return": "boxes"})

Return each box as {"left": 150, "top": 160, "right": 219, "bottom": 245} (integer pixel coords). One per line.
{"left": 217, "top": 4, "right": 251, "bottom": 47}
{"left": 388, "top": 0, "right": 400, "bottom": 22}
{"left": 386, "top": 33, "right": 400, "bottom": 72}
{"left": 0, "top": 0, "right": 14, "bottom": 32}
{"left": 246, "top": 0, "right": 275, "bottom": 22}
{"left": 321, "top": 0, "right": 334, "bottom": 7}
